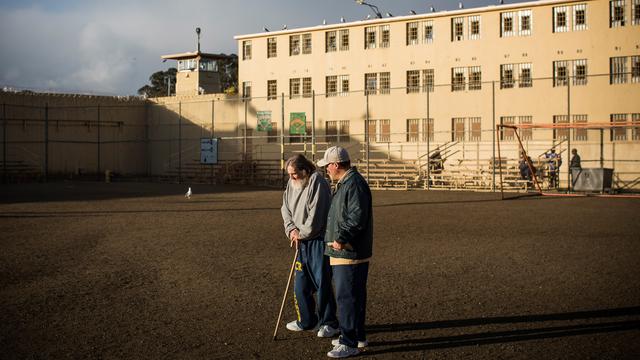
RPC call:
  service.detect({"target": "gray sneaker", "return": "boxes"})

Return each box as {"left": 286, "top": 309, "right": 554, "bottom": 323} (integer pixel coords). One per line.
{"left": 327, "top": 344, "right": 359, "bottom": 358}
{"left": 286, "top": 320, "right": 304, "bottom": 332}
{"left": 317, "top": 325, "right": 340, "bottom": 338}
{"left": 331, "top": 338, "right": 368, "bottom": 348}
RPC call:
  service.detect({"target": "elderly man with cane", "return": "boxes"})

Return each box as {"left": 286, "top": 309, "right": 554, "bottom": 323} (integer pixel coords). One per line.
{"left": 318, "top": 146, "right": 373, "bottom": 358}
{"left": 279, "top": 154, "right": 340, "bottom": 339}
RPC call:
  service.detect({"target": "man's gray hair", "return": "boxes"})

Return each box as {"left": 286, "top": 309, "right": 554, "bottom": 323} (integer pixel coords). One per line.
{"left": 285, "top": 154, "right": 316, "bottom": 175}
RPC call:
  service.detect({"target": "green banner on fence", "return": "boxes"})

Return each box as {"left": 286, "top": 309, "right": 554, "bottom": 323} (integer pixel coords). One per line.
{"left": 289, "top": 112, "right": 306, "bottom": 135}
{"left": 257, "top": 111, "right": 272, "bottom": 132}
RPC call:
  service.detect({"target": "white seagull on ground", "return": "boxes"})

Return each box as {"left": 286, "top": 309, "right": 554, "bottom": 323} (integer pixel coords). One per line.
{"left": 185, "top": 187, "right": 192, "bottom": 199}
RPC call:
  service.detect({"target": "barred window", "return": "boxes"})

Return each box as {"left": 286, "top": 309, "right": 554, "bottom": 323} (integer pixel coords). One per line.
{"left": 339, "top": 120, "right": 350, "bottom": 143}
{"left": 610, "top": 0, "right": 626, "bottom": 27}
{"left": 267, "top": 37, "right": 277, "bottom": 58}
{"left": 367, "top": 120, "right": 377, "bottom": 143}
{"left": 302, "top": 77, "right": 312, "bottom": 98}
{"left": 407, "top": 22, "right": 419, "bottom": 45}
{"left": 369, "top": 119, "right": 390, "bottom": 142}
{"left": 338, "top": 75, "right": 349, "bottom": 96}
{"left": 553, "top": 115, "right": 569, "bottom": 140}
{"left": 289, "top": 35, "right": 300, "bottom": 56}
{"left": 379, "top": 72, "right": 390, "bottom": 94}
{"left": 242, "top": 81, "right": 252, "bottom": 99}
{"left": 422, "top": 69, "right": 434, "bottom": 92}
{"left": 380, "top": 25, "right": 390, "bottom": 48}
{"left": 574, "top": 4, "right": 588, "bottom": 30}
{"left": 422, "top": 118, "right": 434, "bottom": 142}
{"left": 501, "top": 116, "right": 516, "bottom": 141}
{"left": 519, "top": 63, "right": 532, "bottom": 88}
{"left": 632, "top": 113, "right": 640, "bottom": 140}
{"left": 469, "top": 117, "right": 482, "bottom": 142}
{"left": 468, "top": 66, "right": 482, "bottom": 90}
{"left": 407, "top": 70, "right": 420, "bottom": 93}
{"left": 501, "top": 64, "right": 515, "bottom": 89}
{"left": 365, "top": 26, "right": 377, "bottom": 49}
{"left": 326, "top": 76, "right": 338, "bottom": 97}
{"left": 326, "top": 121, "right": 338, "bottom": 143}
{"left": 554, "top": 6, "right": 569, "bottom": 32}
{"left": 267, "top": 80, "right": 277, "bottom": 100}
{"left": 365, "top": 73, "right": 377, "bottom": 95}
{"left": 290, "top": 78, "right": 300, "bottom": 99}
{"left": 519, "top": 116, "right": 533, "bottom": 141}
{"left": 573, "top": 114, "right": 588, "bottom": 141}
{"left": 340, "top": 29, "right": 350, "bottom": 50}
{"left": 452, "top": 17, "right": 464, "bottom": 41}
{"left": 302, "top": 33, "right": 312, "bottom": 54}
{"left": 553, "top": 61, "right": 569, "bottom": 87}
{"left": 452, "top": 117, "right": 466, "bottom": 142}
{"left": 407, "top": 119, "right": 420, "bottom": 142}
{"left": 573, "top": 59, "right": 588, "bottom": 86}
{"left": 519, "top": 10, "right": 532, "bottom": 35}
{"left": 326, "top": 31, "right": 337, "bottom": 52}
{"left": 634, "top": 0, "right": 640, "bottom": 25}
{"left": 632, "top": 56, "right": 640, "bottom": 83}
{"left": 610, "top": 56, "right": 628, "bottom": 84}
{"left": 611, "top": 113, "right": 627, "bottom": 141}
{"left": 501, "top": 12, "right": 515, "bottom": 37}
{"left": 469, "top": 16, "right": 481, "bottom": 40}
{"left": 242, "top": 40, "right": 252, "bottom": 60}
{"left": 423, "top": 20, "right": 434, "bottom": 43}
{"left": 452, "top": 67, "right": 466, "bottom": 91}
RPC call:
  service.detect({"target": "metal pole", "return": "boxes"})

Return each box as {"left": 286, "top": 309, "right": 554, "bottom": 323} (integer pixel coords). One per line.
{"left": 496, "top": 124, "right": 505, "bottom": 200}
{"left": 600, "top": 129, "right": 604, "bottom": 168}
{"left": 45, "top": 103, "right": 49, "bottom": 182}
{"left": 97, "top": 104, "right": 101, "bottom": 181}
{"left": 2, "top": 103, "right": 6, "bottom": 184}
{"left": 281, "top": 93, "right": 285, "bottom": 188}
{"left": 214, "top": 99, "right": 217, "bottom": 185}
{"left": 426, "top": 88, "right": 430, "bottom": 190}
{"left": 244, "top": 100, "right": 248, "bottom": 161}
{"left": 492, "top": 81, "right": 496, "bottom": 192}
{"left": 312, "top": 90, "right": 316, "bottom": 162}
{"left": 567, "top": 77, "right": 571, "bottom": 192}
{"left": 366, "top": 92, "right": 370, "bottom": 181}
{"left": 178, "top": 101, "right": 182, "bottom": 184}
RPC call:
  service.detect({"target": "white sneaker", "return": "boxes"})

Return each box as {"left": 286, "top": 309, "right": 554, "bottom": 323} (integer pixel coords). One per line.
{"left": 317, "top": 325, "right": 340, "bottom": 338}
{"left": 331, "top": 338, "right": 368, "bottom": 348}
{"left": 286, "top": 320, "right": 304, "bottom": 332}
{"left": 327, "top": 344, "right": 359, "bottom": 358}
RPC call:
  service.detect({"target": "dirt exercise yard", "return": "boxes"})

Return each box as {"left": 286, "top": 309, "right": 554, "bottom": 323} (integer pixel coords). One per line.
{"left": 1, "top": 181, "right": 639, "bottom": 359}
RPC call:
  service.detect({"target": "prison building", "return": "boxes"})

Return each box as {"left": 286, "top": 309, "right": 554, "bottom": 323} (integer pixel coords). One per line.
{"left": 233, "top": 0, "right": 640, "bottom": 190}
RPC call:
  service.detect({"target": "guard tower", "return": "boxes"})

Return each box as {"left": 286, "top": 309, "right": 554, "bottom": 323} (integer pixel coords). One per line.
{"left": 161, "top": 28, "right": 224, "bottom": 96}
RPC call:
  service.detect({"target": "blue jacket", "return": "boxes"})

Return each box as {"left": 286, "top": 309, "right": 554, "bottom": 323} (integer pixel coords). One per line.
{"left": 324, "top": 167, "right": 373, "bottom": 260}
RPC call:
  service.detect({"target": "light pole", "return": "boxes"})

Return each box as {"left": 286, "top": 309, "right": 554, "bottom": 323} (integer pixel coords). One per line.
{"left": 355, "top": 0, "right": 382, "bottom": 18}
{"left": 164, "top": 75, "right": 175, "bottom": 96}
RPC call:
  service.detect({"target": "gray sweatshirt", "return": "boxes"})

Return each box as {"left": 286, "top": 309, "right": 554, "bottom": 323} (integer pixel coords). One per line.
{"left": 281, "top": 171, "right": 331, "bottom": 240}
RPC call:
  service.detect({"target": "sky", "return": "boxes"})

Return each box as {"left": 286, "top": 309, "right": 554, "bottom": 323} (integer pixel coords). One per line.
{"left": 0, "top": 0, "right": 532, "bottom": 96}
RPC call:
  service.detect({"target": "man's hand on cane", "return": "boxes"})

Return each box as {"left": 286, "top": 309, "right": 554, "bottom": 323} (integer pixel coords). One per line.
{"left": 289, "top": 229, "right": 300, "bottom": 250}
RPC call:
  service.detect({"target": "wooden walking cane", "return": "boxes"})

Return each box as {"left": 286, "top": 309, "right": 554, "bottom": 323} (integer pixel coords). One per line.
{"left": 273, "top": 247, "right": 299, "bottom": 340}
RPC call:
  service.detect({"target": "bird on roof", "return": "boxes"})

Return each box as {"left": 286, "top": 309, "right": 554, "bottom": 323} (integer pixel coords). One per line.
{"left": 185, "top": 187, "right": 192, "bottom": 199}
{"left": 386, "top": 12, "right": 393, "bottom": 17}
{"left": 340, "top": 17, "right": 345, "bottom": 23}
{"left": 323, "top": 19, "right": 327, "bottom": 25}
{"left": 410, "top": 10, "right": 417, "bottom": 15}
{"left": 282, "top": 24, "right": 287, "bottom": 30}
{"left": 263, "top": 27, "right": 269, "bottom": 32}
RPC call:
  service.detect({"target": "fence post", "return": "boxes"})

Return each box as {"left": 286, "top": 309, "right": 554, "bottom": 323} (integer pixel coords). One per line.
{"left": 211, "top": 99, "right": 215, "bottom": 184}
{"left": 365, "top": 92, "right": 370, "bottom": 181}
{"left": 244, "top": 100, "right": 248, "bottom": 162}
{"left": 2, "top": 103, "right": 6, "bottom": 184}
{"left": 281, "top": 93, "right": 285, "bottom": 188}
{"left": 44, "top": 102, "right": 49, "bottom": 182}
{"left": 97, "top": 104, "right": 101, "bottom": 181}
{"left": 178, "top": 101, "right": 182, "bottom": 184}
{"left": 567, "top": 75, "right": 571, "bottom": 192}
{"left": 312, "top": 90, "right": 316, "bottom": 162}
{"left": 492, "top": 81, "right": 496, "bottom": 192}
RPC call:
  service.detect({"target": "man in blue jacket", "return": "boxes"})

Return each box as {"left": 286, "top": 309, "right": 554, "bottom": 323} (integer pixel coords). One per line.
{"left": 317, "top": 146, "right": 373, "bottom": 358}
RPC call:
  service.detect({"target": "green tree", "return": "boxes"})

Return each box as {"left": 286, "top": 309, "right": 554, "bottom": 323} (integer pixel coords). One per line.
{"left": 217, "top": 54, "right": 238, "bottom": 94}
{"left": 138, "top": 68, "right": 177, "bottom": 97}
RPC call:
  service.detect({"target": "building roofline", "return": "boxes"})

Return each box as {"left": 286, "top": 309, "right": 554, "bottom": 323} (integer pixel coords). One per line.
{"left": 233, "top": 0, "right": 592, "bottom": 40}
{"left": 161, "top": 52, "right": 228, "bottom": 60}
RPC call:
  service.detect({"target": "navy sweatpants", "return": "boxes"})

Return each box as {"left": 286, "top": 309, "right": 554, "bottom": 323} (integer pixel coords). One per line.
{"left": 293, "top": 237, "right": 338, "bottom": 330}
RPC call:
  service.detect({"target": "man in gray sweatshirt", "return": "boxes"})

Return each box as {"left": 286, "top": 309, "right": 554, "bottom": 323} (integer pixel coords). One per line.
{"left": 281, "top": 154, "right": 339, "bottom": 338}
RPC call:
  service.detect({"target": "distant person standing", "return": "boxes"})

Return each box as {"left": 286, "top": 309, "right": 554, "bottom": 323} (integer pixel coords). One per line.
{"left": 570, "top": 148, "right": 582, "bottom": 187}
{"left": 281, "top": 154, "right": 340, "bottom": 339}
{"left": 545, "top": 148, "right": 562, "bottom": 188}
{"left": 317, "top": 146, "right": 373, "bottom": 359}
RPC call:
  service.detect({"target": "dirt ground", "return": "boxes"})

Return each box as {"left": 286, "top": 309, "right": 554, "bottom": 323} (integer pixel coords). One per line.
{"left": 1, "top": 181, "right": 639, "bottom": 360}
